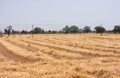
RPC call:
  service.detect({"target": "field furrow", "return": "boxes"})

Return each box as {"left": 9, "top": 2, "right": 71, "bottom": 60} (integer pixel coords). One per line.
{"left": 21, "top": 38, "right": 120, "bottom": 58}
{"left": 5, "top": 38, "right": 82, "bottom": 60}
{"left": 0, "top": 34, "right": 120, "bottom": 78}
{"left": 30, "top": 38, "right": 120, "bottom": 54}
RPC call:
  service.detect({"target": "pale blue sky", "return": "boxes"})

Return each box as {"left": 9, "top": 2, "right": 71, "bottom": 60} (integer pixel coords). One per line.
{"left": 0, "top": 0, "right": 120, "bottom": 31}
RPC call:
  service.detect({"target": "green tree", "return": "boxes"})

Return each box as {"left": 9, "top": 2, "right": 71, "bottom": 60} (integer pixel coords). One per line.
{"left": 62, "top": 25, "right": 71, "bottom": 33}
{"left": 21, "top": 30, "right": 28, "bottom": 34}
{"left": 70, "top": 25, "right": 79, "bottom": 33}
{"left": 95, "top": 26, "right": 105, "bottom": 36}
{"left": 32, "top": 27, "right": 44, "bottom": 34}
{"left": 62, "top": 25, "right": 79, "bottom": 33}
{"left": 113, "top": 25, "right": 120, "bottom": 34}
{"left": 83, "top": 26, "right": 91, "bottom": 33}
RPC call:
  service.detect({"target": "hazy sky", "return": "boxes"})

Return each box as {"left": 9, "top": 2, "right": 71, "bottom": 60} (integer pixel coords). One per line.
{"left": 0, "top": 0, "right": 120, "bottom": 31}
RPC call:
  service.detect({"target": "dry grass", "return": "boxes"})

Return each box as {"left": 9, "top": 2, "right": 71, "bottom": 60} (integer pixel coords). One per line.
{"left": 0, "top": 34, "right": 120, "bottom": 78}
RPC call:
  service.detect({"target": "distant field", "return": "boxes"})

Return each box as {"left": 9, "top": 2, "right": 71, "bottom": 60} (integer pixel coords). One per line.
{"left": 0, "top": 34, "right": 120, "bottom": 78}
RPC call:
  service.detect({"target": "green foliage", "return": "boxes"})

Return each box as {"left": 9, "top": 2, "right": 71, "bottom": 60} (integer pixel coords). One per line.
{"left": 95, "top": 26, "right": 105, "bottom": 36}
{"left": 21, "top": 30, "right": 28, "bottom": 34}
{"left": 83, "top": 26, "right": 91, "bottom": 33}
{"left": 32, "top": 27, "right": 44, "bottom": 34}
{"left": 62, "top": 25, "right": 79, "bottom": 33}
{"left": 62, "top": 25, "right": 71, "bottom": 33}
{"left": 70, "top": 25, "right": 79, "bottom": 33}
{"left": 4, "top": 25, "right": 120, "bottom": 34}
{"left": 113, "top": 25, "right": 120, "bottom": 34}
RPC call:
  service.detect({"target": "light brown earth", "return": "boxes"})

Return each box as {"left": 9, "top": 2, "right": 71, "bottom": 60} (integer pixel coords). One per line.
{"left": 0, "top": 34, "right": 119, "bottom": 78}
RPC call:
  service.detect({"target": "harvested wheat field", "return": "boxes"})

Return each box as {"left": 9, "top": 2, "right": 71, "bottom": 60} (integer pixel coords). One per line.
{"left": 0, "top": 34, "right": 120, "bottom": 78}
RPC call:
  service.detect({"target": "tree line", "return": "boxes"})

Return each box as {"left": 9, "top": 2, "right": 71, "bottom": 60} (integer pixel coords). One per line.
{"left": 1, "top": 25, "right": 120, "bottom": 36}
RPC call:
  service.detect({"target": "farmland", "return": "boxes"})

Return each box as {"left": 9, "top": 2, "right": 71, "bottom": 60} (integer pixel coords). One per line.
{"left": 0, "top": 34, "right": 120, "bottom": 78}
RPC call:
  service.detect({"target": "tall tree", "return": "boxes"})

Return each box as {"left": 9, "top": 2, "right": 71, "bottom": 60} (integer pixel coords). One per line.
{"left": 62, "top": 25, "right": 79, "bottom": 33}
{"left": 113, "top": 25, "right": 120, "bottom": 34}
{"left": 70, "top": 25, "right": 79, "bottom": 33}
{"left": 4, "top": 26, "right": 12, "bottom": 36}
{"left": 95, "top": 26, "right": 105, "bottom": 36}
{"left": 32, "top": 27, "right": 44, "bottom": 34}
{"left": 83, "top": 26, "right": 91, "bottom": 33}
{"left": 62, "top": 25, "right": 71, "bottom": 33}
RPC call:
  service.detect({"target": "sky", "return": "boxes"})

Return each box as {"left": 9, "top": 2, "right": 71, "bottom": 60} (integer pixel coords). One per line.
{"left": 0, "top": 0, "right": 120, "bottom": 31}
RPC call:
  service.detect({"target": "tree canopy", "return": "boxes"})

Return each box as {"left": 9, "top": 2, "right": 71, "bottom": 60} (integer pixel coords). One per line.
{"left": 83, "top": 26, "right": 91, "bottom": 33}
{"left": 2, "top": 25, "right": 120, "bottom": 35}
{"left": 95, "top": 26, "right": 105, "bottom": 36}
{"left": 32, "top": 27, "right": 44, "bottom": 34}
{"left": 62, "top": 25, "right": 79, "bottom": 33}
{"left": 113, "top": 25, "right": 120, "bottom": 34}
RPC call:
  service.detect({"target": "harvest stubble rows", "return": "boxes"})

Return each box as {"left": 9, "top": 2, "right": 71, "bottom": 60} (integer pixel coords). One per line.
{"left": 0, "top": 34, "right": 119, "bottom": 78}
